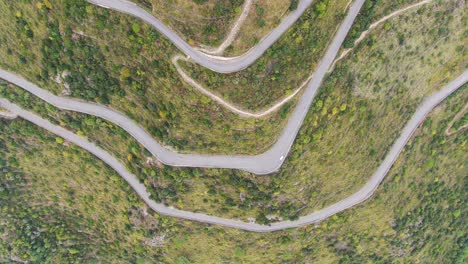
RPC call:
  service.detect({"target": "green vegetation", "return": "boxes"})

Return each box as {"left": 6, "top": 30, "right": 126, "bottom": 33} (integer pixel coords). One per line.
{"left": 1, "top": 0, "right": 426, "bottom": 159}
{"left": 180, "top": 0, "right": 351, "bottom": 110}
{"left": 1, "top": 79, "right": 465, "bottom": 262}
{"left": 341, "top": 0, "right": 424, "bottom": 48}
{"left": 0, "top": 78, "right": 285, "bottom": 220}
{"left": 0, "top": 0, "right": 465, "bottom": 222}
{"left": 0, "top": 79, "right": 205, "bottom": 216}
{"left": 224, "top": 0, "right": 292, "bottom": 55}
{"left": 289, "top": 0, "right": 299, "bottom": 11}
{"left": 135, "top": 0, "right": 244, "bottom": 47}
{"left": 451, "top": 113, "right": 467, "bottom": 132}
{"left": 0, "top": 118, "right": 170, "bottom": 262}
{"left": 0, "top": 0, "right": 466, "bottom": 259}
{"left": 181, "top": 0, "right": 428, "bottom": 111}
{"left": 239, "top": 0, "right": 466, "bottom": 218}
{"left": 135, "top": 0, "right": 293, "bottom": 55}
{"left": 121, "top": 0, "right": 465, "bottom": 221}
{"left": 168, "top": 88, "right": 466, "bottom": 262}
{"left": 41, "top": 22, "right": 120, "bottom": 103}
{"left": 0, "top": 0, "right": 289, "bottom": 155}
{"left": 446, "top": 104, "right": 467, "bottom": 135}
{"left": 174, "top": 0, "right": 465, "bottom": 220}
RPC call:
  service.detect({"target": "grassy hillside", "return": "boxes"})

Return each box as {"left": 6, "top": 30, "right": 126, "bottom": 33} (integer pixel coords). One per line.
{"left": 1, "top": 79, "right": 465, "bottom": 262}
{"left": 167, "top": 0, "right": 466, "bottom": 220}
{"left": 153, "top": 0, "right": 466, "bottom": 221}
{"left": 136, "top": 0, "right": 294, "bottom": 54}
{"left": 0, "top": 118, "right": 169, "bottom": 262}
{"left": 138, "top": 0, "right": 467, "bottom": 221}
{"left": 223, "top": 0, "right": 293, "bottom": 55}
{"left": 264, "top": 0, "right": 466, "bottom": 217}
{"left": 0, "top": 0, "right": 419, "bottom": 157}
{"left": 134, "top": 0, "right": 245, "bottom": 47}
{"left": 0, "top": 0, "right": 289, "bottom": 154}
{"left": 0, "top": 0, "right": 362, "bottom": 156}
{"left": 0, "top": 0, "right": 465, "bottom": 262}
{"left": 0, "top": 0, "right": 465, "bottom": 222}
{"left": 179, "top": 0, "right": 426, "bottom": 111}
{"left": 163, "top": 86, "right": 467, "bottom": 263}
{"left": 180, "top": 0, "right": 351, "bottom": 110}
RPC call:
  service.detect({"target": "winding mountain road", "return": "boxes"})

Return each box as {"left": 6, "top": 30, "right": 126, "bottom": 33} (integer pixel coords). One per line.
{"left": 1, "top": 0, "right": 465, "bottom": 231}
{"left": 176, "top": 0, "right": 432, "bottom": 118}
{"left": 1, "top": 73, "right": 466, "bottom": 232}
{"left": 0, "top": 0, "right": 366, "bottom": 175}
{"left": 88, "top": 0, "right": 341, "bottom": 73}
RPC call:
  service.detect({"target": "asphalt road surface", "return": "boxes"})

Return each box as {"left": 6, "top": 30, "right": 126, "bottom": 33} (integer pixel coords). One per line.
{"left": 1, "top": 0, "right": 465, "bottom": 231}
{"left": 0, "top": 0, "right": 366, "bottom": 175}
{"left": 1, "top": 73, "right": 465, "bottom": 232}
{"left": 89, "top": 0, "right": 347, "bottom": 73}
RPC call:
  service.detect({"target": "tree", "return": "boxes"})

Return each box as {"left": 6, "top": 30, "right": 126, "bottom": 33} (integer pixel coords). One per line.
{"left": 314, "top": 1, "right": 328, "bottom": 17}
{"left": 289, "top": 0, "right": 299, "bottom": 11}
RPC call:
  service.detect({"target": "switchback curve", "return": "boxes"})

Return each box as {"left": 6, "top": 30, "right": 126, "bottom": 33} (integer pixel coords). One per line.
{"left": 1, "top": 72, "right": 465, "bottom": 232}
{"left": 0, "top": 0, "right": 366, "bottom": 175}
{"left": 89, "top": 0, "right": 342, "bottom": 73}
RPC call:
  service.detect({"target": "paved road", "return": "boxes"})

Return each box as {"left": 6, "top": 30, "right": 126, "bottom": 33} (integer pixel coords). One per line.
{"left": 0, "top": 110, "right": 17, "bottom": 119}
{"left": 1, "top": 73, "right": 466, "bottom": 232}
{"left": 0, "top": 0, "right": 366, "bottom": 175}
{"left": 89, "top": 0, "right": 322, "bottom": 73}
{"left": 2, "top": 0, "right": 465, "bottom": 231}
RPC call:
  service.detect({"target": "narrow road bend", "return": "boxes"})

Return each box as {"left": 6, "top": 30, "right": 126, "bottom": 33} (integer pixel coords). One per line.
{"left": 0, "top": 0, "right": 367, "bottom": 175}
{"left": 0, "top": 72, "right": 465, "bottom": 232}
{"left": 88, "top": 0, "right": 354, "bottom": 73}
